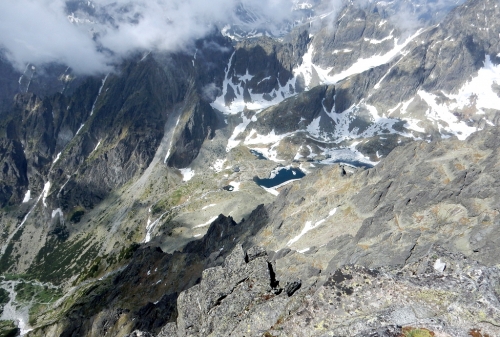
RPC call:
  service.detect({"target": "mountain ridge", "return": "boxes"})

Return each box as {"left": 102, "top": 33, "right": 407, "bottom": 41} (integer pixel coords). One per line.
{"left": 0, "top": 0, "right": 499, "bottom": 335}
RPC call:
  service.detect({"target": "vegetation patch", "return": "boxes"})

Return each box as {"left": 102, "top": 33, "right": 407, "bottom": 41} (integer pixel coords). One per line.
{"left": 14, "top": 281, "right": 63, "bottom": 323}
{"left": 400, "top": 327, "right": 435, "bottom": 337}
{"left": 68, "top": 206, "right": 86, "bottom": 223}
{"left": 0, "top": 227, "right": 24, "bottom": 274}
{"left": 77, "top": 243, "right": 140, "bottom": 284}
{"left": 118, "top": 242, "right": 140, "bottom": 261}
{"left": 27, "top": 235, "right": 100, "bottom": 284}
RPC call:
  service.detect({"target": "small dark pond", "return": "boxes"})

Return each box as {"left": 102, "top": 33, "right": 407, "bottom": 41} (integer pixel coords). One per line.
{"left": 319, "top": 159, "right": 374, "bottom": 169}
{"left": 250, "top": 149, "right": 268, "bottom": 160}
{"left": 253, "top": 167, "right": 305, "bottom": 188}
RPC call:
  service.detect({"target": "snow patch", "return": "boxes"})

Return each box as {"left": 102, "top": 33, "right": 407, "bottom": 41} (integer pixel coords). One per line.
{"left": 404, "top": 118, "right": 426, "bottom": 133}
{"left": 164, "top": 117, "right": 181, "bottom": 164}
{"left": 417, "top": 90, "right": 479, "bottom": 140}
{"left": 22, "top": 190, "right": 31, "bottom": 203}
{"left": 261, "top": 186, "right": 280, "bottom": 196}
{"left": 180, "top": 168, "right": 195, "bottom": 182}
{"left": 211, "top": 52, "right": 298, "bottom": 115}
{"left": 287, "top": 208, "right": 337, "bottom": 246}
{"left": 144, "top": 211, "right": 169, "bottom": 243}
{"left": 295, "top": 29, "right": 422, "bottom": 89}
{"left": 194, "top": 216, "right": 219, "bottom": 228}
{"left": 244, "top": 129, "right": 293, "bottom": 162}
{"left": 364, "top": 32, "right": 394, "bottom": 44}
{"left": 42, "top": 181, "right": 51, "bottom": 207}
{"left": 51, "top": 208, "right": 63, "bottom": 219}
{"left": 317, "top": 147, "right": 377, "bottom": 167}
{"left": 53, "top": 152, "right": 61, "bottom": 164}
{"left": 228, "top": 181, "right": 241, "bottom": 191}
{"left": 434, "top": 259, "right": 446, "bottom": 272}
{"left": 306, "top": 116, "right": 324, "bottom": 139}
{"left": 227, "top": 115, "right": 253, "bottom": 151}
{"left": 245, "top": 129, "right": 290, "bottom": 145}
{"left": 332, "top": 49, "right": 352, "bottom": 54}
{"left": 211, "top": 159, "right": 227, "bottom": 172}
{"left": 202, "top": 204, "right": 217, "bottom": 210}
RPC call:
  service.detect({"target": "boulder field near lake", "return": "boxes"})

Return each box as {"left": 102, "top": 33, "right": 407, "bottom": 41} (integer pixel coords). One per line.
{"left": 0, "top": 0, "right": 499, "bottom": 336}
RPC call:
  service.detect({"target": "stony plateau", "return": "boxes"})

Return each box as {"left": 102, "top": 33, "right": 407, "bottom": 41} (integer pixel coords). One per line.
{"left": 0, "top": 0, "right": 498, "bottom": 336}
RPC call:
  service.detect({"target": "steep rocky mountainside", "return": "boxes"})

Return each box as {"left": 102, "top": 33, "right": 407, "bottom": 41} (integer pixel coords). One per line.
{"left": 29, "top": 127, "right": 500, "bottom": 337}
{"left": 0, "top": 0, "right": 499, "bottom": 335}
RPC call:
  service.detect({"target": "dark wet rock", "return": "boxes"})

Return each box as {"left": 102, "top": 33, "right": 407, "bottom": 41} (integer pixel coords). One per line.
{"left": 284, "top": 280, "right": 301, "bottom": 297}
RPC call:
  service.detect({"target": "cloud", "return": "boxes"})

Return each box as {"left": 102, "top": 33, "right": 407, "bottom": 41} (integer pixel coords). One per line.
{"left": 201, "top": 83, "right": 222, "bottom": 102}
{"left": 0, "top": 0, "right": 466, "bottom": 75}
{"left": 0, "top": 0, "right": 305, "bottom": 74}
{"left": 0, "top": 0, "right": 111, "bottom": 74}
{"left": 381, "top": 0, "right": 467, "bottom": 32}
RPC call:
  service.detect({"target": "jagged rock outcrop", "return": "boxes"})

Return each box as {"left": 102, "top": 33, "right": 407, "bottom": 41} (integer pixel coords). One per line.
{"left": 175, "top": 244, "right": 289, "bottom": 337}
{"left": 145, "top": 244, "right": 500, "bottom": 337}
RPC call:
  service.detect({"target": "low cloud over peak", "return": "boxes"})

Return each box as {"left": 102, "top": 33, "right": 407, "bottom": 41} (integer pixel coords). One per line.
{"left": 0, "top": 0, "right": 310, "bottom": 74}
{"left": 0, "top": 0, "right": 465, "bottom": 75}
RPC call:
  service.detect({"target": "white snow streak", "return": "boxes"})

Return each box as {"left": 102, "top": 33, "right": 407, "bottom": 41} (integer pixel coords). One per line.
{"left": 164, "top": 117, "right": 180, "bottom": 164}
{"left": 287, "top": 208, "right": 337, "bottom": 246}
{"left": 91, "top": 140, "right": 101, "bottom": 154}
{"left": 76, "top": 123, "right": 84, "bottom": 135}
{"left": 22, "top": 190, "right": 31, "bottom": 203}
{"left": 227, "top": 115, "right": 254, "bottom": 151}
{"left": 261, "top": 186, "right": 280, "bottom": 196}
{"left": 90, "top": 74, "right": 108, "bottom": 116}
{"left": 42, "top": 181, "right": 51, "bottom": 207}
{"left": 202, "top": 204, "right": 216, "bottom": 210}
{"left": 144, "top": 211, "right": 169, "bottom": 243}
{"left": 53, "top": 152, "right": 61, "bottom": 164}
{"left": 294, "top": 29, "right": 422, "bottom": 89}
{"left": 194, "top": 216, "right": 219, "bottom": 228}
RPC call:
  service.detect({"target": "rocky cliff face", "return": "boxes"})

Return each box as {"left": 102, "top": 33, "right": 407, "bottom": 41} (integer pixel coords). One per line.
{"left": 0, "top": 0, "right": 499, "bottom": 336}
